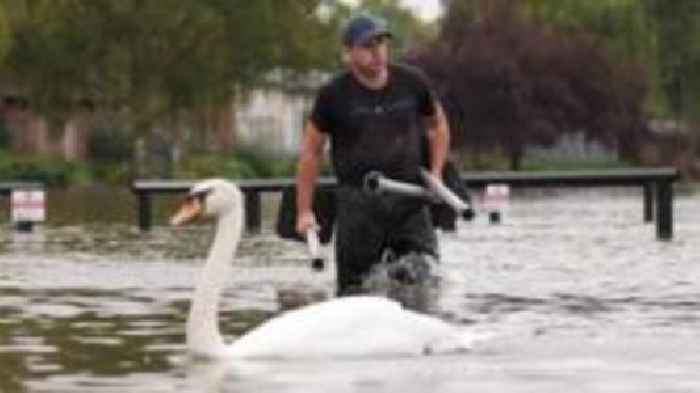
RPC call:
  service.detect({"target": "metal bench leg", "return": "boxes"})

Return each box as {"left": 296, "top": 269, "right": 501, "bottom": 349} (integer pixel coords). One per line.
{"left": 643, "top": 183, "right": 654, "bottom": 223}
{"left": 139, "top": 193, "right": 152, "bottom": 231}
{"left": 245, "top": 191, "right": 261, "bottom": 234}
{"left": 656, "top": 181, "right": 673, "bottom": 240}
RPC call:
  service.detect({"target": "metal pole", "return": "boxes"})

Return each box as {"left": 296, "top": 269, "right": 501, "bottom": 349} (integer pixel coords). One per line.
{"left": 306, "top": 228, "right": 325, "bottom": 271}
{"left": 138, "top": 192, "right": 152, "bottom": 231}
{"left": 656, "top": 181, "right": 673, "bottom": 240}
{"left": 245, "top": 191, "right": 261, "bottom": 234}
{"left": 643, "top": 183, "right": 654, "bottom": 223}
{"left": 419, "top": 168, "right": 473, "bottom": 217}
{"left": 364, "top": 171, "right": 434, "bottom": 200}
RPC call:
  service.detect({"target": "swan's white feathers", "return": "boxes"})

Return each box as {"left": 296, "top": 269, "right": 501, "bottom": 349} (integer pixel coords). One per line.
{"left": 190, "top": 178, "right": 230, "bottom": 196}
{"left": 227, "top": 296, "right": 466, "bottom": 359}
{"left": 183, "top": 179, "right": 479, "bottom": 360}
{"left": 192, "top": 179, "right": 241, "bottom": 217}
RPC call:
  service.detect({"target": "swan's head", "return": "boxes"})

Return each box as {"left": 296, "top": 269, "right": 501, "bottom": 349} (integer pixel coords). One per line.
{"left": 171, "top": 178, "right": 242, "bottom": 225}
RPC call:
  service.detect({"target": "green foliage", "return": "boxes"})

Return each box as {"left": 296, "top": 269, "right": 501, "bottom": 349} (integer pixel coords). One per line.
{"left": 175, "top": 145, "right": 302, "bottom": 180}
{"left": 454, "top": 151, "right": 630, "bottom": 172}
{"left": 520, "top": 157, "right": 632, "bottom": 172}
{"left": 0, "top": 2, "right": 10, "bottom": 62}
{"left": 0, "top": 0, "right": 353, "bottom": 180}
{"left": 0, "top": 151, "right": 91, "bottom": 186}
{"left": 1, "top": 0, "right": 339, "bottom": 127}
{"left": 411, "top": 1, "right": 649, "bottom": 169}
{"left": 356, "top": 0, "right": 435, "bottom": 55}
{"left": 90, "top": 162, "right": 131, "bottom": 185}
{"left": 88, "top": 127, "right": 133, "bottom": 163}
{"left": 0, "top": 119, "right": 10, "bottom": 148}
{"left": 515, "top": 0, "right": 700, "bottom": 121}
{"left": 175, "top": 154, "right": 255, "bottom": 179}
{"left": 641, "top": 0, "right": 700, "bottom": 120}
{"left": 230, "top": 145, "right": 298, "bottom": 178}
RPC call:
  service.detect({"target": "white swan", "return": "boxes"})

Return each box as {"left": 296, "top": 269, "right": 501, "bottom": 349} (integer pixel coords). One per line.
{"left": 171, "top": 179, "right": 477, "bottom": 359}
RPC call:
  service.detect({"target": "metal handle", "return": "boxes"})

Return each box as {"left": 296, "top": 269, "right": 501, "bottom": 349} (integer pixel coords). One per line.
{"left": 418, "top": 168, "right": 474, "bottom": 219}
{"left": 305, "top": 228, "right": 324, "bottom": 271}
{"left": 363, "top": 171, "right": 436, "bottom": 201}
{"left": 363, "top": 170, "right": 474, "bottom": 220}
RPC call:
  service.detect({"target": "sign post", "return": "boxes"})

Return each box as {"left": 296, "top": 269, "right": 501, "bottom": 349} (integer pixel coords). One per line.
{"left": 483, "top": 184, "right": 510, "bottom": 224}
{"left": 11, "top": 188, "right": 46, "bottom": 232}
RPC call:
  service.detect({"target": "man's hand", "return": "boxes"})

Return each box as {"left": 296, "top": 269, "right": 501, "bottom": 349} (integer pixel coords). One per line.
{"left": 296, "top": 210, "right": 317, "bottom": 236}
{"left": 429, "top": 167, "right": 443, "bottom": 181}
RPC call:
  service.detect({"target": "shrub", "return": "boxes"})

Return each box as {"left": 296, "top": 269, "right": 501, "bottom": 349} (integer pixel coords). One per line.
{"left": 406, "top": 2, "right": 649, "bottom": 170}
{"left": 176, "top": 144, "right": 300, "bottom": 179}
{"left": 0, "top": 120, "right": 10, "bottom": 149}
{"left": 0, "top": 152, "right": 91, "bottom": 186}
{"left": 176, "top": 154, "right": 256, "bottom": 179}
{"left": 88, "top": 127, "right": 133, "bottom": 163}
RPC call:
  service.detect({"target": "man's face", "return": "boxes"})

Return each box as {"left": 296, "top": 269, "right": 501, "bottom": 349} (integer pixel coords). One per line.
{"left": 347, "top": 35, "right": 389, "bottom": 78}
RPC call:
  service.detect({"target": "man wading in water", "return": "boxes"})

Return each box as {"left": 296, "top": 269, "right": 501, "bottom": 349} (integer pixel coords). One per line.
{"left": 295, "top": 13, "right": 451, "bottom": 296}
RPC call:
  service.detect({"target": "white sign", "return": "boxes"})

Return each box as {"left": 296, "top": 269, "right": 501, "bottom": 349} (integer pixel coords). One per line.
{"left": 483, "top": 183, "right": 510, "bottom": 211}
{"left": 11, "top": 189, "right": 46, "bottom": 222}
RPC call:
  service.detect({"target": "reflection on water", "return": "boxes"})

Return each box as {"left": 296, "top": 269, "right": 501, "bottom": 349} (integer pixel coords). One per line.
{"left": 1, "top": 187, "right": 700, "bottom": 392}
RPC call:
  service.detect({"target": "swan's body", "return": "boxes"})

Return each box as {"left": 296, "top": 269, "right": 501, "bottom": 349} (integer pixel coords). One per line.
{"left": 227, "top": 295, "right": 471, "bottom": 358}
{"left": 174, "top": 179, "right": 476, "bottom": 359}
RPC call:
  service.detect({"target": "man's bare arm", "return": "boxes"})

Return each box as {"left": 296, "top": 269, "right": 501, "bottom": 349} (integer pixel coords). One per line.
{"left": 426, "top": 101, "right": 450, "bottom": 179}
{"left": 295, "top": 120, "right": 327, "bottom": 234}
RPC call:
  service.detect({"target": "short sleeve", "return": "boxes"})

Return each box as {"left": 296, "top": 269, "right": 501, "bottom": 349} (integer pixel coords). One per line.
{"left": 310, "top": 84, "right": 334, "bottom": 134}
{"left": 413, "top": 68, "right": 438, "bottom": 117}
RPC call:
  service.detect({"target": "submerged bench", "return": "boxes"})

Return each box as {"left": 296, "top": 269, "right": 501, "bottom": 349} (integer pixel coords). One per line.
{"left": 131, "top": 167, "right": 680, "bottom": 240}
{"left": 131, "top": 177, "right": 336, "bottom": 235}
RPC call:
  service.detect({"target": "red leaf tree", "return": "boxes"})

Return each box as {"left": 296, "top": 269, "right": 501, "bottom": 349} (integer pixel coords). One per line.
{"left": 406, "top": 2, "right": 650, "bottom": 170}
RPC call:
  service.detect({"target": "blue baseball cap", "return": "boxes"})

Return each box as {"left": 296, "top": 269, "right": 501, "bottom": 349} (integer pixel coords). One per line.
{"left": 342, "top": 14, "right": 393, "bottom": 47}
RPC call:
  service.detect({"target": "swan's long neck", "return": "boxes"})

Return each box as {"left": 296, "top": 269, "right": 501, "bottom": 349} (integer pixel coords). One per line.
{"left": 187, "top": 198, "right": 243, "bottom": 357}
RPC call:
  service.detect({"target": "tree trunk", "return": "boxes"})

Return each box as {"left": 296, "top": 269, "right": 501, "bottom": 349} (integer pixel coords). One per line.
{"left": 214, "top": 96, "right": 236, "bottom": 151}
{"left": 132, "top": 120, "right": 154, "bottom": 177}
{"left": 204, "top": 96, "right": 236, "bottom": 153}
{"left": 63, "top": 108, "right": 92, "bottom": 161}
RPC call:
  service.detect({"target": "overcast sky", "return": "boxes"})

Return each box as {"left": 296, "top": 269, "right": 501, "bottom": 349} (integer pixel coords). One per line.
{"left": 340, "top": 0, "right": 443, "bottom": 21}
{"left": 399, "top": 0, "right": 442, "bottom": 21}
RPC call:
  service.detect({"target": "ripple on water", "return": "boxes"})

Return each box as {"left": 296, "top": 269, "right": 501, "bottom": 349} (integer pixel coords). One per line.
{"left": 24, "top": 304, "right": 84, "bottom": 319}
{"left": 73, "top": 336, "right": 124, "bottom": 346}
{"left": 1, "top": 189, "right": 700, "bottom": 392}
{"left": 0, "top": 343, "right": 57, "bottom": 355}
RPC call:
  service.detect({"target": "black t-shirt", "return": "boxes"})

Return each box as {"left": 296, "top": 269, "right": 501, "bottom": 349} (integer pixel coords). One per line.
{"left": 311, "top": 63, "right": 437, "bottom": 186}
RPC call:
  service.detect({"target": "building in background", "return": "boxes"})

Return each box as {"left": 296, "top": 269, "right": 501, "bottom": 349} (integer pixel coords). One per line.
{"left": 1, "top": 94, "right": 91, "bottom": 160}
{"left": 236, "top": 89, "right": 311, "bottom": 155}
{"left": 1, "top": 70, "right": 326, "bottom": 162}
{"left": 235, "top": 71, "right": 326, "bottom": 155}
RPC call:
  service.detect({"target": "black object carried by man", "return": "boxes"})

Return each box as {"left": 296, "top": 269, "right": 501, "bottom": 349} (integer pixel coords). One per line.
{"left": 429, "top": 162, "right": 474, "bottom": 229}
{"left": 275, "top": 161, "right": 472, "bottom": 243}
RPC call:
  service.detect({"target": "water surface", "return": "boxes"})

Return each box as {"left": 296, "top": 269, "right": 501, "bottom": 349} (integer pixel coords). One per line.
{"left": 1, "top": 187, "right": 700, "bottom": 392}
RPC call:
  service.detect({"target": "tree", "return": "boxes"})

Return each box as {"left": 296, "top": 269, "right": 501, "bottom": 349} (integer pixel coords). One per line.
{"left": 0, "top": 2, "right": 10, "bottom": 62}
{"left": 409, "top": 0, "right": 649, "bottom": 169}
{"left": 642, "top": 0, "right": 700, "bottom": 119}
{"left": 510, "top": 0, "right": 700, "bottom": 172}
{"left": 0, "top": 0, "right": 341, "bottom": 171}
{"left": 356, "top": 0, "right": 435, "bottom": 55}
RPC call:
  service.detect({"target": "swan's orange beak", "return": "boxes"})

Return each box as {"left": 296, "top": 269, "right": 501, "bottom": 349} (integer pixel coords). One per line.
{"left": 170, "top": 197, "right": 203, "bottom": 226}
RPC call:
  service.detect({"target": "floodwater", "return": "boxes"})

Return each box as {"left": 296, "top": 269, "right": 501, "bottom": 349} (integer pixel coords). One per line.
{"left": 1, "top": 187, "right": 700, "bottom": 393}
